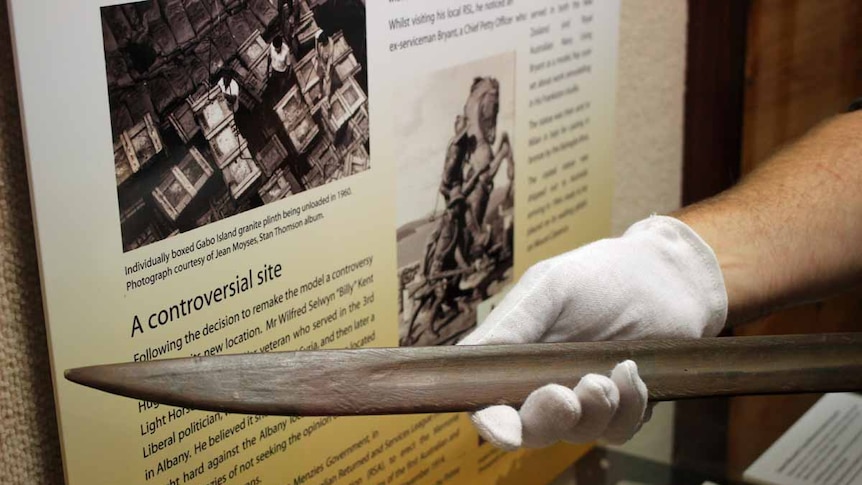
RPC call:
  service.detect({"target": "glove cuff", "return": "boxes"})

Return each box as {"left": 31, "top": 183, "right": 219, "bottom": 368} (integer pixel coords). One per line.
{"left": 624, "top": 216, "right": 729, "bottom": 337}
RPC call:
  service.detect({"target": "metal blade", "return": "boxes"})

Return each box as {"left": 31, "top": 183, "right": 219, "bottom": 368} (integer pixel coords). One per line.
{"left": 65, "top": 333, "right": 862, "bottom": 416}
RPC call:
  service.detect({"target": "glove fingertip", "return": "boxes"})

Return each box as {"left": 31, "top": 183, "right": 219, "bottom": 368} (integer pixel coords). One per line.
{"left": 561, "top": 374, "right": 620, "bottom": 443}
{"left": 520, "top": 384, "right": 581, "bottom": 448}
{"left": 577, "top": 374, "right": 620, "bottom": 410}
{"left": 604, "top": 361, "right": 649, "bottom": 444}
{"left": 471, "top": 406, "right": 522, "bottom": 451}
{"left": 610, "top": 360, "right": 647, "bottom": 408}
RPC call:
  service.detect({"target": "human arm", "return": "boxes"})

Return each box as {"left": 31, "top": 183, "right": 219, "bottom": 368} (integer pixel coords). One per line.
{"left": 460, "top": 111, "right": 862, "bottom": 450}
{"left": 676, "top": 111, "right": 862, "bottom": 324}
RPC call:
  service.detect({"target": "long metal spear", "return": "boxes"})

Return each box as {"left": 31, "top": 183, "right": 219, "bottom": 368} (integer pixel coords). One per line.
{"left": 65, "top": 333, "right": 862, "bottom": 416}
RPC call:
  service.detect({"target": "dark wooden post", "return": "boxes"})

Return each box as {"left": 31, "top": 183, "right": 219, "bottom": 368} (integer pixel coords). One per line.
{"left": 676, "top": 0, "right": 750, "bottom": 480}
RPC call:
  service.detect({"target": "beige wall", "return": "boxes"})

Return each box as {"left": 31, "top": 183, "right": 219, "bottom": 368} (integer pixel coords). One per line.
{"left": 609, "top": 0, "right": 688, "bottom": 468}
{"left": 613, "top": 0, "right": 687, "bottom": 234}
{"left": 0, "top": 0, "right": 688, "bottom": 482}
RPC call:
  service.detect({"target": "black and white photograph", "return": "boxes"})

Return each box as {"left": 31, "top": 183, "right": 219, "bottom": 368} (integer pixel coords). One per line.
{"left": 396, "top": 53, "right": 516, "bottom": 347}
{"left": 103, "top": 0, "right": 369, "bottom": 252}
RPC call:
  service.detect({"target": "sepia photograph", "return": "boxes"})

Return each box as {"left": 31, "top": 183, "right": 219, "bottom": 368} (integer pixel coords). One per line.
{"left": 103, "top": 0, "right": 369, "bottom": 252}
{"left": 395, "top": 53, "right": 516, "bottom": 347}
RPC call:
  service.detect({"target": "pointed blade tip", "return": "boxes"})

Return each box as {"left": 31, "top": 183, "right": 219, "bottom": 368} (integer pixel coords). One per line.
{"left": 64, "top": 366, "right": 95, "bottom": 388}
{"left": 65, "top": 364, "right": 125, "bottom": 392}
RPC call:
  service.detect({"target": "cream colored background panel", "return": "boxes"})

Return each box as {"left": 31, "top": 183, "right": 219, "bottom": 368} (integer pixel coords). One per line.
{"left": 613, "top": 0, "right": 687, "bottom": 235}
{"left": 0, "top": 0, "right": 688, "bottom": 482}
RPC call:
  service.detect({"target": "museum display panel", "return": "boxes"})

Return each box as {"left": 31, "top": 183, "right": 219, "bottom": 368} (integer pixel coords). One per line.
{"left": 8, "top": 0, "right": 623, "bottom": 483}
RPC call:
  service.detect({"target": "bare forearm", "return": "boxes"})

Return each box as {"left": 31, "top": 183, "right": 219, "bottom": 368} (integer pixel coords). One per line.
{"left": 675, "top": 112, "right": 862, "bottom": 324}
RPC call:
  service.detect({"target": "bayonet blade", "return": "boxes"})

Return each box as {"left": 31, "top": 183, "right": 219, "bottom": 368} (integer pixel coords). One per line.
{"left": 65, "top": 333, "right": 862, "bottom": 416}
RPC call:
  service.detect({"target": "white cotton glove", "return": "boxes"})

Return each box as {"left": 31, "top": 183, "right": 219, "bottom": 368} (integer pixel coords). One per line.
{"left": 459, "top": 215, "right": 728, "bottom": 450}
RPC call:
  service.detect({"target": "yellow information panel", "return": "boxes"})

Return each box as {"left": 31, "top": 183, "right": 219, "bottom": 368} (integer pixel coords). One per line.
{"left": 10, "top": 0, "right": 619, "bottom": 483}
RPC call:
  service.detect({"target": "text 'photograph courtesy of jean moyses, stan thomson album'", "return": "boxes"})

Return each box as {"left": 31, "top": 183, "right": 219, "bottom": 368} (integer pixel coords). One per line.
{"left": 104, "top": 0, "right": 370, "bottom": 253}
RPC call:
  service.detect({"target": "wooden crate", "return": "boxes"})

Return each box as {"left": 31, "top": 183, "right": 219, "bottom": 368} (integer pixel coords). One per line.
{"left": 232, "top": 60, "right": 265, "bottom": 102}
{"left": 334, "top": 53, "right": 361, "bottom": 84}
{"left": 331, "top": 32, "right": 351, "bottom": 61}
{"left": 186, "top": 54, "right": 210, "bottom": 88}
{"left": 295, "top": 50, "right": 319, "bottom": 88}
{"left": 176, "top": 146, "right": 213, "bottom": 192}
{"left": 274, "top": 86, "right": 319, "bottom": 154}
{"left": 168, "top": 101, "right": 201, "bottom": 144}
{"left": 123, "top": 84, "right": 157, "bottom": 124}
{"left": 195, "top": 184, "right": 236, "bottom": 226}
{"left": 247, "top": 52, "right": 269, "bottom": 88}
{"left": 327, "top": 95, "right": 351, "bottom": 133}
{"left": 259, "top": 168, "right": 294, "bottom": 204}
{"left": 229, "top": 59, "right": 249, "bottom": 80}
{"left": 110, "top": 102, "right": 133, "bottom": 140}
{"left": 322, "top": 156, "right": 343, "bottom": 184}
{"left": 247, "top": 0, "right": 278, "bottom": 28}
{"left": 295, "top": 51, "right": 324, "bottom": 107}
{"left": 190, "top": 86, "right": 234, "bottom": 139}
{"left": 152, "top": 175, "right": 193, "bottom": 222}
{"left": 335, "top": 77, "right": 367, "bottom": 119}
{"left": 274, "top": 86, "right": 308, "bottom": 128}
{"left": 289, "top": 113, "right": 319, "bottom": 154}
{"left": 222, "top": 148, "right": 262, "bottom": 200}
{"left": 118, "top": 113, "right": 163, "bottom": 175}
{"left": 349, "top": 104, "right": 369, "bottom": 145}
{"left": 228, "top": 60, "right": 262, "bottom": 106}
{"left": 300, "top": 165, "right": 324, "bottom": 190}
{"left": 151, "top": 147, "right": 213, "bottom": 221}
{"left": 244, "top": 73, "right": 266, "bottom": 103}
{"left": 238, "top": 30, "right": 267, "bottom": 68}
{"left": 308, "top": 140, "right": 337, "bottom": 178}
{"left": 120, "top": 198, "right": 169, "bottom": 252}
{"left": 256, "top": 136, "right": 288, "bottom": 177}
{"left": 148, "top": 75, "right": 179, "bottom": 115}
{"left": 296, "top": 15, "right": 321, "bottom": 47}
{"left": 207, "top": 123, "right": 248, "bottom": 169}
{"left": 114, "top": 141, "right": 134, "bottom": 187}
{"left": 329, "top": 30, "right": 362, "bottom": 83}
{"left": 343, "top": 140, "right": 370, "bottom": 176}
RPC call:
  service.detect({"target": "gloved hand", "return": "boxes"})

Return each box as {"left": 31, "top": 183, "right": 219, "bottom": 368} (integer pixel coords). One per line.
{"left": 459, "top": 215, "right": 728, "bottom": 450}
